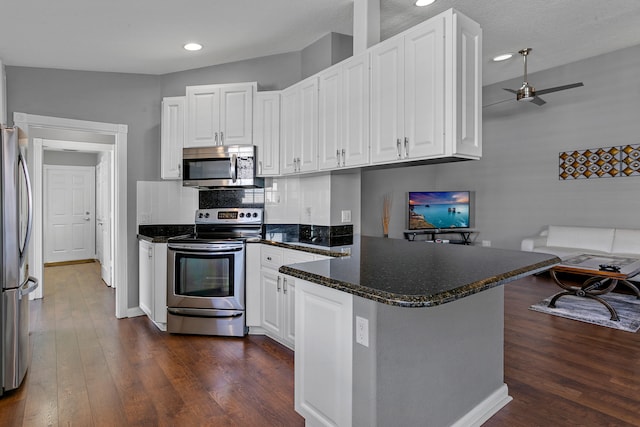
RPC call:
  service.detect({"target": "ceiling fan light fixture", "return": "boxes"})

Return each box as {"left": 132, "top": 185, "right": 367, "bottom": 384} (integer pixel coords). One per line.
{"left": 415, "top": 0, "right": 436, "bottom": 7}
{"left": 517, "top": 84, "right": 536, "bottom": 101}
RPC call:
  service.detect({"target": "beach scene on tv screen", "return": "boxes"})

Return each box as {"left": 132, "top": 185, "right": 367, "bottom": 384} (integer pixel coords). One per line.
{"left": 409, "top": 191, "right": 470, "bottom": 230}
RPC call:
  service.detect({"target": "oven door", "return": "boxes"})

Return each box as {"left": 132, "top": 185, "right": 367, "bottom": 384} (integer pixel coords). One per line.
{"left": 167, "top": 242, "right": 245, "bottom": 311}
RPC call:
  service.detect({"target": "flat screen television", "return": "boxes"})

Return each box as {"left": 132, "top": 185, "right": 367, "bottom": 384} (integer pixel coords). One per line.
{"left": 408, "top": 191, "right": 471, "bottom": 230}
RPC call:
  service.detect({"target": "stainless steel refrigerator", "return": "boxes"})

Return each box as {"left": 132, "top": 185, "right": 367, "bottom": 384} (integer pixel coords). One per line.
{"left": 1, "top": 126, "right": 38, "bottom": 396}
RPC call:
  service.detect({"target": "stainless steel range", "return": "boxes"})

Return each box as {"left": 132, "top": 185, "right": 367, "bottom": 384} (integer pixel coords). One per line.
{"left": 166, "top": 207, "right": 263, "bottom": 336}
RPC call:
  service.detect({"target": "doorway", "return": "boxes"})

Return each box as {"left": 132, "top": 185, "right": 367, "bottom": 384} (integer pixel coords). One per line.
{"left": 43, "top": 164, "right": 96, "bottom": 264}
{"left": 14, "top": 112, "right": 128, "bottom": 318}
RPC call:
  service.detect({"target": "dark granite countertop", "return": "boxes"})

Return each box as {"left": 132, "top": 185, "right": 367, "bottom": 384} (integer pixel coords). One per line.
{"left": 137, "top": 224, "right": 194, "bottom": 243}
{"left": 261, "top": 240, "right": 350, "bottom": 258}
{"left": 279, "top": 236, "right": 560, "bottom": 307}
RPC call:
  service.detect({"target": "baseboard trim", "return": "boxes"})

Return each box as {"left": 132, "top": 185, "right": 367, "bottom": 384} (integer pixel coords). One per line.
{"left": 45, "top": 259, "right": 98, "bottom": 267}
{"left": 450, "top": 384, "right": 512, "bottom": 427}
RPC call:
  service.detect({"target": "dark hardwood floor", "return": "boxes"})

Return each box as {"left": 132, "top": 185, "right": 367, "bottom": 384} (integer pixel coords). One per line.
{"left": 2, "top": 263, "right": 640, "bottom": 426}
{"left": 0, "top": 262, "right": 303, "bottom": 427}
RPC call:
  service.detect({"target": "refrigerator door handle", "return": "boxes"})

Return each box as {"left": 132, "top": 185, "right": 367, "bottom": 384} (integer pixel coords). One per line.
{"left": 20, "top": 276, "right": 39, "bottom": 298}
{"left": 18, "top": 149, "right": 34, "bottom": 266}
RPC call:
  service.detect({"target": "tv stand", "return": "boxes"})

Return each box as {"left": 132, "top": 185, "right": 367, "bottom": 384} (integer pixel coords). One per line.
{"left": 403, "top": 229, "right": 475, "bottom": 245}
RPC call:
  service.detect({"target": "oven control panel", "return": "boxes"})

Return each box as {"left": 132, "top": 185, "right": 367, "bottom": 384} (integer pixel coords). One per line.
{"left": 195, "top": 208, "right": 263, "bottom": 225}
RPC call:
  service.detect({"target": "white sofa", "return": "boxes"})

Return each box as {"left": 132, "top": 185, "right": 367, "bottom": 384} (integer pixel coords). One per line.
{"left": 521, "top": 225, "right": 640, "bottom": 260}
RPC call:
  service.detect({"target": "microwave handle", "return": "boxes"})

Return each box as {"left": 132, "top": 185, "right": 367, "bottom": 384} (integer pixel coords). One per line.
{"left": 230, "top": 153, "right": 237, "bottom": 183}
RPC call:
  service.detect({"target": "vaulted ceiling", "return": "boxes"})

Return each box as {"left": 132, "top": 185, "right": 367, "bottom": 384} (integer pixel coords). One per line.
{"left": 2, "top": 0, "right": 640, "bottom": 85}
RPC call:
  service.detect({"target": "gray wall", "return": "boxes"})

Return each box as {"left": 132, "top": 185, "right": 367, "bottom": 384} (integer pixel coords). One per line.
{"left": 362, "top": 44, "right": 640, "bottom": 250}
{"left": 161, "top": 52, "right": 302, "bottom": 96}
{"left": 301, "top": 32, "right": 354, "bottom": 79}
{"left": 44, "top": 150, "right": 98, "bottom": 166}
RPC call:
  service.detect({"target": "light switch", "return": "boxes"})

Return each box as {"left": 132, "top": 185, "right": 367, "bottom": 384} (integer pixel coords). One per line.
{"left": 341, "top": 210, "right": 351, "bottom": 223}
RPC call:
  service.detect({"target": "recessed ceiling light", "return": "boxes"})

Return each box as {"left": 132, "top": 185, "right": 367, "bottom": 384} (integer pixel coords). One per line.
{"left": 184, "top": 43, "right": 203, "bottom": 51}
{"left": 491, "top": 53, "right": 513, "bottom": 62}
{"left": 415, "top": 0, "right": 436, "bottom": 6}
{"left": 492, "top": 53, "right": 513, "bottom": 62}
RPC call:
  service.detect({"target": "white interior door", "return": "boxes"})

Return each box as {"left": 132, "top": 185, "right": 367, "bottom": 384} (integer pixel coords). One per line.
{"left": 44, "top": 165, "right": 96, "bottom": 263}
{"left": 96, "top": 152, "right": 112, "bottom": 285}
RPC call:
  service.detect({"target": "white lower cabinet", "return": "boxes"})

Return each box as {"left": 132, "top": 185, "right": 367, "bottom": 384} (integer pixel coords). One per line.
{"left": 138, "top": 240, "right": 168, "bottom": 331}
{"left": 258, "top": 245, "right": 319, "bottom": 349}
{"left": 294, "top": 277, "right": 353, "bottom": 427}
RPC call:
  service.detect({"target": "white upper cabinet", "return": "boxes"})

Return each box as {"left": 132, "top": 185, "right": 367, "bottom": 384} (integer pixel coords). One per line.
{"left": 280, "top": 76, "right": 318, "bottom": 174}
{"left": 341, "top": 53, "right": 370, "bottom": 168}
{"left": 185, "top": 82, "right": 255, "bottom": 147}
{"left": 318, "top": 52, "right": 370, "bottom": 170}
{"left": 371, "top": 37, "right": 404, "bottom": 164}
{"left": 161, "top": 96, "right": 185, "bottom": 180}
{"left": 253, "top": 91, "right": 281, "bottom": 176}
{"left": 318, "top": 64, "right": 342, "bottom": 170}
{"left": 371, "top": 9, "right": 481, "bottom": 164}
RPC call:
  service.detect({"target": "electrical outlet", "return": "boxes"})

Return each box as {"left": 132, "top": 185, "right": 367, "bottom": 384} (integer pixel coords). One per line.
{"left": 482, "top": 240, "right": 491, "bottom": 247}
{"left": 341, "top": 210, "right": 352, "bottom": 223}
{"left": 355, "top": 316, "right": 369, "bottom": 347}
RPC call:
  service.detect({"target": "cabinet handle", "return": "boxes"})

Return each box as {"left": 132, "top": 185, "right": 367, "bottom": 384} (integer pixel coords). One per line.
{"left": 267, "top": 256, "right": 272, "bottom": 261}
{"left": 220, "top": 131, "right": 224, "bottom": 145}
{"left": 259, "top": 160, "right": 263, "bottom": 175}
{"left": 283, "top": 278, "right": 287, "bottom": 294}
{"left": 336, "top": 150, "right": 341, "bottom": 167}
{"left": 215, "top": 132, "right": 219, "bottom": 145}
{"left": 396, "top": 138, "right": 402, "bottom": 158}
{"left": 404, "top": 137, "right": 409, "bottom": 158}
{"left": 277, "top": 276, "right": 281, "bottom": 292}
{"left": 177, "top": 163, "right": 181, "bottom": 177}
{"left": 341, "top": 148, "right": 346, "bottom": 167}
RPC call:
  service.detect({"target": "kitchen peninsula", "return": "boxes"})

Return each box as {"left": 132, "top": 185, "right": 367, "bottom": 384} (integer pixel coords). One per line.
{"left": 280, "top": 236, "right": 559, "bottom": 427}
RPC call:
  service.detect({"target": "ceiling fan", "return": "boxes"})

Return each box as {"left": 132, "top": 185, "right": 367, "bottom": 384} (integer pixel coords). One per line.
{"left": 484, "top": 48, "right": 584, "bottom": 107}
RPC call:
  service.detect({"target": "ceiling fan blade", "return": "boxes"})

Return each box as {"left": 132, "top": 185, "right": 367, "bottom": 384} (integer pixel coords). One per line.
{"left": 482, "top": 98, "right": 512, "bottom": 108}
{"left": 502, "top": 88, "right": 518, "bottom": 94}
{"left": 535, "top": 82, "right": 584, "bottom": 96}
{"left": 531, "top": 96, "right": 546, "bottom": 106}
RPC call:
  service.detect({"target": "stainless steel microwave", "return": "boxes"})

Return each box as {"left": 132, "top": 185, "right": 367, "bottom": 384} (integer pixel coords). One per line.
{"left": 182, "top": 145, "right": 264, "bottom": 188}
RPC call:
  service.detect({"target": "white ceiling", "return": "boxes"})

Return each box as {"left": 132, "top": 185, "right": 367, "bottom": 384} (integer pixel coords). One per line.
{"left": 2, "top": 0, "right": 640, "bottom": 86}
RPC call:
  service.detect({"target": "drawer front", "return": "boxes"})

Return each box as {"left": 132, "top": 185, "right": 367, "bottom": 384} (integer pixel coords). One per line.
{"left": 261, "top": 246, "right": 284, "bottom": 269}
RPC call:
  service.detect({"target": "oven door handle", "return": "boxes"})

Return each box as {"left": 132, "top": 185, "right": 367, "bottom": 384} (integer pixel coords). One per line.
{"left": 168, "top": 245, "right": 244, "bottom": 253}
{"left": 168, "top": 308, "right": 244, "bottom": 318}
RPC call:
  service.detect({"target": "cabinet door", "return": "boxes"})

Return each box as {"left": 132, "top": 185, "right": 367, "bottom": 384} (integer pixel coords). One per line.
{"left": 138, "top": 241, "right": 153, "bottom": 318}
{"left": 282, "top": 276, "right": 296, "bottom": 348}
{"left": 318, "top": 65, "right": 342, "bottom": 171}
{"left": 404, "top": 17, "right": 446, "bottom": 158}
{"left": 342, "top": 53, "right": 370, "bottom": 168}
{"left": 254, "top": 92, "right": 280, "bottom": 176}
{"left": 186, "top": 84, "right": 221, "bottom": 147}
{"left": 152, "top": 243, "right": 168, "bottom": 325}
{"left": 280, "top": 86, "right": 299, "bottom": 174}
{"left": 370, "top": 37, "right": 404, "bottom": 164}
{"left": 450, "top": 12, "right": 482, "bottom": 158}
{"left": 161, "top": 96, "right": 185, "bottom": 179}
{"left": 245, "top": 243, "right": 262, "bottom": 327}
{"left": 298, "top": 77, "right": 319, "bottom": 173}
{"left": 220, "top": 83, "right": 254, "bottom": 145}
{"left": 295, "top": 278, "right": 353, "bottom": 427}
{"left": 260, "top": 269, "right": 283, "bottom": 337}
